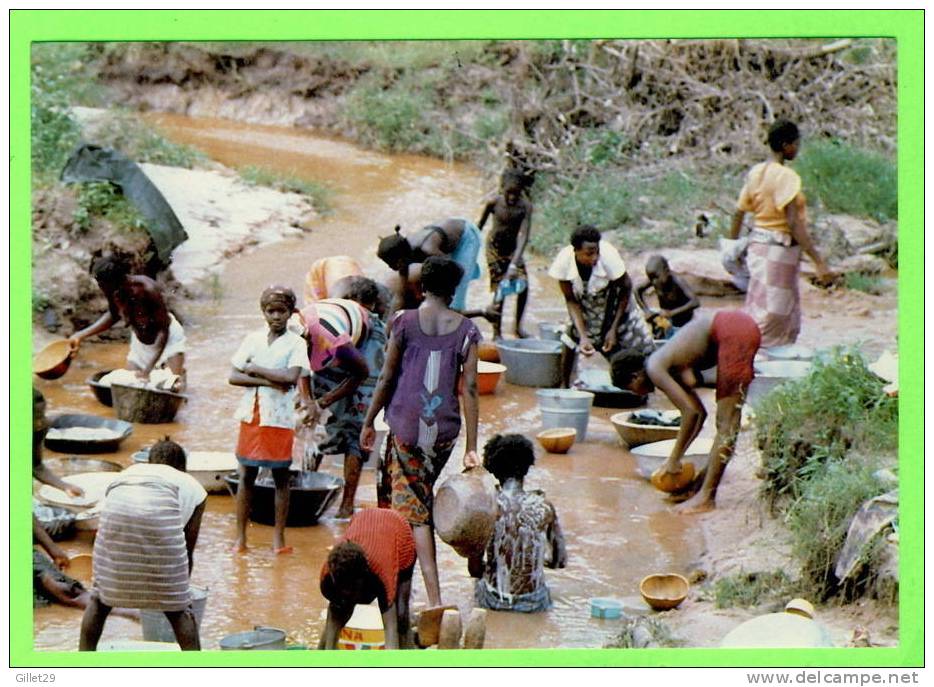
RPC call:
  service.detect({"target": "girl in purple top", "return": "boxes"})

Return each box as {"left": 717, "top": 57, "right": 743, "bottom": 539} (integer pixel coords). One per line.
{"left": 361, "top": 256, "right": 481, "bottom": 611}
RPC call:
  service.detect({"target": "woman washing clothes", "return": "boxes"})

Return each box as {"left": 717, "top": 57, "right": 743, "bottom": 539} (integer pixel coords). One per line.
{"left": 548, "top": 224, "right": 655, "bottom": 388}
{"left": 377, "top": 218, "right": 482, "bottom": 314}
{"left": 730, "top": 119, "right": 837, "bottom": 347}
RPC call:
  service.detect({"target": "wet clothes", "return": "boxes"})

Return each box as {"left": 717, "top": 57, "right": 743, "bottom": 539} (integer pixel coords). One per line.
{"left": 486, "top": 240, "right": 529, "bottom": 289}
{"left": 384, "top": 310, "right": 481, "bottom": 449}
{"left": 127, "top": 313, "right": 186, "bottom": 370}
{"left": 92, "top": 465, "right": 206, "bottom": 611}
{"left": 474, "top": 488, "right": 557, "bottom": 613}
{"left": 448, "top": 220, "right": 483, "bottom": 311}
{"left": 319, "top": 508, "right": 416, "bottom": 607}
{"left": 709, "top": 310, "right": 762, "bottom": 401}
{"left": 299, "top": 299, "right": 369, "bottom": 372}
{"left": 387, "top": 434, "right": 457, "bottom": 527}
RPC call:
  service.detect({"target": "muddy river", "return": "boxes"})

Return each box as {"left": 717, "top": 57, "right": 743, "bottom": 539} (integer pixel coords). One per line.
{"left": 34, "top": 114, "right": 732, "bottom": 651}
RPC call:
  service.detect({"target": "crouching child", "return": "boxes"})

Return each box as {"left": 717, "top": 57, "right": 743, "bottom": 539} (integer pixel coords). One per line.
{"left": 470, "top": 434, "right": 566, "bottom": 612}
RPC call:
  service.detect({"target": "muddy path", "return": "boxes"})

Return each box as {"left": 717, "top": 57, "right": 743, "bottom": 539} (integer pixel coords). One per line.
{"left": 33, "top": 114, "right": 898, "bottom": 652}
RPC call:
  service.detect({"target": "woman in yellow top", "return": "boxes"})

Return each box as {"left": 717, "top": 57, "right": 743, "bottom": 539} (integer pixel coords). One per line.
{"left": 730, "top": 120, "right": 835, "bottom": 348}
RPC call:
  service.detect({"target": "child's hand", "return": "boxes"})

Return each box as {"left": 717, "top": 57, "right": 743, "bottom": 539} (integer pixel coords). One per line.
{"left": 360, "top": 424, "right": 376, "bottom": 452}
{"left": 601, "top": 330, "right": 618, "bottom": 353}
{"left": 578, "top": 337, "right": 596, "bottom": 356}
{"left": 463, "top": 450, "right": 481, "bottom": 469}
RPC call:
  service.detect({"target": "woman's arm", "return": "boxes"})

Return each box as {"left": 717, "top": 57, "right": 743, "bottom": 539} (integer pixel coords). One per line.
{"left": 33, "top": 463, "right": 84, "bottom": 497}
{"left": 602, "top": 273, "right": 633, "bottom": 353}
{"left": 183, "top": 500, "right": 205, "bottom": 575}
{"left": 729, "top": 209, "right": 746, "bottom": 240}
{"left": 242, "top": 362, "right": 302, "bottom": 387}
{"left": 785, "top": 194, "right": 834, "bottom": 282}
{"left": 228, "top": 368, "right": 280, "bottom": 388}
{"left": 68, "top": 311, "right": 115, "bottom": 347}
{"left": 558, "top": 280, "right": 594, "bottom": 355}
{"left": 646, "top": 354, "right": 707, "bottom": 473}
{"left": 461, "top": 342, "right": 480, "bottom": 466}
{"left": 318, "top": 345, "right": 369, "bottom": 409}
{"left": 360, "top": 332, "right": 404, "bottom": 451}
{"left": 634, "top": 280, "right": 654, "bottom": 315}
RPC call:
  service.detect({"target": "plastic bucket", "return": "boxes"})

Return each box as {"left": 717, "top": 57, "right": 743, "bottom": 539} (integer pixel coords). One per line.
{"left": 219, "top": 626, "right": 287, "bottom": 651}
{"left": 338, "top": 604, "right": 386, "bottom": 650}
{"left": 541, "top": 407, "right": 591, "bottom": 442}
{"left": 141, "top": 586, "right": 208, "bottom": 643}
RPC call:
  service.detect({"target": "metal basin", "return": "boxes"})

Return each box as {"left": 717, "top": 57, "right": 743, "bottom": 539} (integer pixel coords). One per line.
{"left": 224, "top": 470, "right": 343, "bottom": 526}
{"left": 495, "top": 338, "right": 563, "bottom": 388}
{"left": 44, "top": 414, "right": 133, "bottom": 454}
{"left": 630, "top": 438, "right": 713, "bottom": 480}
{"left": 42, "top": 456, "right": 123, "bottom": 476}
{"left": 86, "top": 370, "right": 115, "bottom": 407}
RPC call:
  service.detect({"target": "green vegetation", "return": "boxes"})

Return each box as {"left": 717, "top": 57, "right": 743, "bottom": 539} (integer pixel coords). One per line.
{"left": 755, "top": 348, "right": 897, "bottom": 509}
{"left": 239, "top": 166, "right": 333, "bottom": 215}
{"left": 796, "top": 140, "right": 897, "bottom": 222}
{"left": 603, "top": 617, "right": 684, "bottom": 649}
{"left": 73, "top": 181, "right": 146, "bottom": 234}
{"left": 786, "top": 462, "right": 885, "bottom": 601}
{"left": 844, "top": 271, "right": 886, "bottom": 295}
{"left": 96, "top": 112, "right": 207, "bottom": 169}
{"left": 712, "top": 570, "right": 793, "bottom": 609}
{"left": 754, "top": 348, "right": 897, "bottom": 602}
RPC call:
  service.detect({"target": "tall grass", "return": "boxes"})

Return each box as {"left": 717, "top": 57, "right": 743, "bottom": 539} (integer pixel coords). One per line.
{"left": 796, "top": 140, "right": 897, "bottom": 222}
{"left": 785, "top": 462, "right": 884, "bottom": 601}
{"left": 713, "top": 570, "right": 793, "bottom": 609}
{"left": 755, "top": 348, "right": 898, "bottom": 510}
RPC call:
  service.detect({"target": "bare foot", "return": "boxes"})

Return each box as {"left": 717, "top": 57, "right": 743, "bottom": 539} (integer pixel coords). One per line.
{"left": 513, "top": 327, "right": 529, "bottom": 339}
{"left": 274, "top": 545, "right": 294, "bottom": 555}
{"left": 230, "top": 543, "right": 248, "bottom": 554}
{"left": 675, "top": 497, "right": 716, "bottom": 515}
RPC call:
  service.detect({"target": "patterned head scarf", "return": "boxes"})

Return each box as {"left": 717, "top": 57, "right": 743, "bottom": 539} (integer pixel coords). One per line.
{"left": 260, "top": 285, "right": 297, "bottom": 312}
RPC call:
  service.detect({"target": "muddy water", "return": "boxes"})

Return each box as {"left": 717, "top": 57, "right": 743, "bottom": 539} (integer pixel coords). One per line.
{"left": 33, "top": 115, "right": 704, "bottom": 651}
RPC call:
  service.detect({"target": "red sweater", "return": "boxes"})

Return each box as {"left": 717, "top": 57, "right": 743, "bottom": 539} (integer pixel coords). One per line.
{"left": 320, "top": 508, "right": 416, "bottom": 606}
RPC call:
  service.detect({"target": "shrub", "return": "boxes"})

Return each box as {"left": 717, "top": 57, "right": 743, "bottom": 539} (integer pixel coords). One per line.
{"left": 345, "top": 85, "right": 427, "bottom": 153}
{"left": 98, "top": 113, "right": 207, "bottom": 169}
{"left": 796, "top": 140, "right": 897, "bottom": 222}
{"left": 785, "top": 461, "right": 884, "bottom": 601}
{"left": 755, "top": 348, "right": 898, "bottom": 511}
{"left": 713, "top": 570, "right": 793, "bottom": 609}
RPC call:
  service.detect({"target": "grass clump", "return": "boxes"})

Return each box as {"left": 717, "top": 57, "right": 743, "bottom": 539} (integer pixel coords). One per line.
{"left": 239, "top": 166, "right": 333, "bottom": 215}
{"left": 796, "top": 140, "right": 897, "bottom": 222}
{"left": 604, "top": 616, "right": 684, "bottom": 649}
{"left": 755, "top": 348, "right": 897, "bottom": 510}
{"left": 844, "top": 271, "right": 886, "bottom": 295}
{"left": 713, "top": 570, "right": 793, "bottom": 609}
{"left": 96, "top": 113, "right": 207, "bottom": 169}
{"left": 785, "top": 461, "right": 885, "bottom": 601}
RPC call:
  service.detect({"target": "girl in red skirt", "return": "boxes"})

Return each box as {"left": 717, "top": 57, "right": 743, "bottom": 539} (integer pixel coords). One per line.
{"left": 229, "top": 286, "right": 310, "bottom": 553}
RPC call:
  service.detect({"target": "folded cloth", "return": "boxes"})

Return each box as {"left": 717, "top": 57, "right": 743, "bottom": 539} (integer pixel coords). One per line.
{"left": 99, "top": 367, "right": 180, "bottom": 391}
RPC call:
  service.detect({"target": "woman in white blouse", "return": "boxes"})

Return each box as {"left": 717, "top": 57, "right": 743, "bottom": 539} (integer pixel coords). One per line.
{"left": 548, "top": 225, "right": 654, "bottom": 388}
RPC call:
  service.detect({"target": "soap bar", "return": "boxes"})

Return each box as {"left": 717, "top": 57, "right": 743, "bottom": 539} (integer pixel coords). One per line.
{"left": 590, "top": 597, "right": 623, "bottom": 620}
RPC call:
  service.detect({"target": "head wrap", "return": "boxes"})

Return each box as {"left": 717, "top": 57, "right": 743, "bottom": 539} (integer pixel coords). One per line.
{"left": 260, "top": 285, "right": 297, "bottom": 311}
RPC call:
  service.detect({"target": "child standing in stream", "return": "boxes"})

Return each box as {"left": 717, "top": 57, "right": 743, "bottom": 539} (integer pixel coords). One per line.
{"left": 229, "top": 286, "right": 309, "bottom": 554}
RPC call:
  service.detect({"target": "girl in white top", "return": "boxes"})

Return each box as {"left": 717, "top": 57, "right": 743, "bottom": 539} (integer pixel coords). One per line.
{"left": 229, "top": 286, "right": 310, "bottom": 555}
{"left": 548, "top": 225, "right": 654, "bottom": 388}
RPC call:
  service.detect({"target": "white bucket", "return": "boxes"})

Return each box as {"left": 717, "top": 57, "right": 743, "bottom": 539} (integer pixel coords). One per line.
{"left": 338, "top": 603, "right": 385, "bottom": 650}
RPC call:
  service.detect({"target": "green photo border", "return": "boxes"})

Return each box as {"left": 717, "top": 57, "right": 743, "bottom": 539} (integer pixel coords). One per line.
{"left": 10, "top": 8, "right": 922, "bottom": 668}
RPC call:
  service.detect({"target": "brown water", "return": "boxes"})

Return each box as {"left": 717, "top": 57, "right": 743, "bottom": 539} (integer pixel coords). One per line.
{"left": 33, "top": 115, "right": 706, "bottom": 651}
